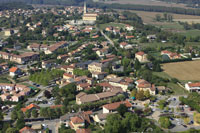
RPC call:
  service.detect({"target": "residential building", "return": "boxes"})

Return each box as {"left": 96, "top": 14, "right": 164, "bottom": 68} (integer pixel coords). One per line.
{"left": 185, "top": 82, "right": 200, "bottom": 92}
{"left": 102, "top": 100, "right": 132, "bottom": 114}
{"left": 9, "top": 67, "right": 21, "bottom": 77}
{"left": 135, "top": 51, "right": 148, "bottom": 62}
{"left": 88, "top": 62, "right": 104, "bottom": 73}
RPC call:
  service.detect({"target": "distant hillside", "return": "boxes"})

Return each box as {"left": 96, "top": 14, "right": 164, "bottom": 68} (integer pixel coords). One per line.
{"left": 0, "top": 2, "right": 33, "bottom": 10}
{"left": 0, "top": 0, "right": 85, "bottom": 5}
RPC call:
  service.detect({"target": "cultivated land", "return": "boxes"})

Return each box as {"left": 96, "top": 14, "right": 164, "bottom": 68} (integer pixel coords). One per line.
{"left": 162, "top": 60, "right": 200, "bottom": 81}
{"left": 129, "top": 10, "right": 200, "bottom": 37}
{"left": 102, "top": 0, "right": 189, "bottom": 9}
{"left": 130, "top": 10, "right": 200, "bottom": 25}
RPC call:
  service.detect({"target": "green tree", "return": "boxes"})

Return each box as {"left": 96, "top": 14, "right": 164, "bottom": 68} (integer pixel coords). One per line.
{"left": 144, "top": 90, "right": 150, "bottom": 99}
{"left": 134, "top": 59, "right": 141, "bottom": 71}
{"left": 105, "top": 114, "right": 124, "bottom": 133}
{"left": 158, "top": 116, "right": 171, "bottom": 129}
{"left": 11, "top": 110, "right": 17, "bottom": 120}
{"left": 155, "top": 14, "right": 161, "bottom": 21}
{"left": 16, "top": 118, "right": 25, "bottom": 129}
{"left": 131, "top": 89, "right": 137, "bottom": 98}
{"left": 136, "top": 90, "right": 145, "bottom": 101}
{"left": 6, "top": 128, "right": 18, "bottom": 133}
{"left": 25, "top": 110, "right": 31, "bottom": 118}
{"left": 32, "top": 109, "right": 38, "bottom": 118}
{"left": 117, "top": 104, "right": 128, "bottom": 116}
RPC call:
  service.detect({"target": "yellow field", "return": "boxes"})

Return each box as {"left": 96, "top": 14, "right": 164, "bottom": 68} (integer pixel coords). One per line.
{"left": 162, "top": 60, "right": 200, "bottom": 81}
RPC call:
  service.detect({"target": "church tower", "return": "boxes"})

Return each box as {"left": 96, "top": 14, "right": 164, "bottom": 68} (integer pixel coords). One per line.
{"left": 84, "top": 1, "right": 87, "bottom": 14}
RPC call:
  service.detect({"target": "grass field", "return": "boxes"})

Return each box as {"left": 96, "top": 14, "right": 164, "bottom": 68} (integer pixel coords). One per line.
{"left": 99, "top": 22, "right": 126, "bottom": 30}
{"left": 162, "top": 60, "right": 200, "bottom": 81}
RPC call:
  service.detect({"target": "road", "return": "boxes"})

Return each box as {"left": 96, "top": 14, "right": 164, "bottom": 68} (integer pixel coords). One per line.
{"left": 26, "top": 119, "right": 60, "bottom": 133}
{"left": 100, "top": 30, "right": 117, "bottom": 51}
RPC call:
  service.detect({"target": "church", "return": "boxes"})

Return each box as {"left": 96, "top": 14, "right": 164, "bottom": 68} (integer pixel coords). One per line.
{"left": 82, "top": 2, "right": 97, "bottom": 21}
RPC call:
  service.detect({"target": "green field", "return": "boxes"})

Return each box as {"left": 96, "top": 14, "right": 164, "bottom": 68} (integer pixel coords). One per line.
{"left": 179, "top": 29, "right": 200, "bottom": 37}
{"left": 99, "top": 22, "right": 126, "bottom": 30}
{"left": 159, "top": 23, "right": 184, "bottom": 30}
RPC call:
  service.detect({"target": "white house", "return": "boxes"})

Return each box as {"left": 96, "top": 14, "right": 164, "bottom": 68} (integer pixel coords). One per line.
{"left": 185, "top": 82, "right": 200, "bottom": 92}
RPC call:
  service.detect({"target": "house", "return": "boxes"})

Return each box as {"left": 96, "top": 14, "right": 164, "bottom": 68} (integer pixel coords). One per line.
{"left": 92, "top": 72, "right": 107, "bottom": 80}
{"left": 147, "top": 35, "right": 156, "bottom": 40}
{"left": 0, "top": 93, "right": 11, "bottom": 101}
{"left": 4, "top": 29, "right": 14, "bottom": 36}
{"left": 76, "top": 129, "right": 91, "bottom": 133}
{"left": 161, "top": 50, "right": 181, "bottom": 60}
{"left": 185, "top": 82, "right": 200, "bottom": 92}
{"left": 135, "top": 79, "right": 156, "bottom": 95}
{"left": 19, "top": 126, "right": 36, "bottom": 133}
{"left": 119, "top": 42, "right": 128, "bottom": 49}
{"left": 44, "top": 41, "right": 68, "bottom": 54}
{"left": 88, "top": 62, "right": 104, "bottom": 73}
{"left": 21, "top": 104, "right": 40, "bottom": 113}
{"left": 135, "top": 51, "right": 148, "bottom": 62}
{"left": 69, "top": 112, "right": 91, "bottom": 131}
{"left": 42, "top": 60, "right": 56, "bottom": 69}
{"left": 102, "top": 100, "right": 132, "bottom": 114}
{"left": 76, "top": 90, "right": 122, "bottom": 105}
{"left": 11, "top": 94, "right": 23, "bottom": 102}
{"left": 9, "top": 67, "right": 21, "bottom": 77}
{"left": 77, "top": 83, "right": 91, "bottom": 91}
{"left": 93, "top": 113, "right": 110, "bottom": 124}
{"left": 60, "top": 65, "right": 75, "bottom": 75}
{"left": 125, "top": 25, "right": 134, "bottom": 31}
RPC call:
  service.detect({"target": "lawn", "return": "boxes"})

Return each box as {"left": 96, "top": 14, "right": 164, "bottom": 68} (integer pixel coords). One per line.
{"left": 167, "top": 83, "right": 188, "bottom": 95}
{"left": 162, "top": 60, "right": 200, "bottom": 81}
{"left": 99, "top": 22, "right": 126, "bottom": 30}
{"left": 0, "top": 77, "right": 11, "bottom": 83}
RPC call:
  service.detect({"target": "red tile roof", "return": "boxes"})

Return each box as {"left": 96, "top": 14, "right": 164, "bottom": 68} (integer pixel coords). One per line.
{"left": 9, "top": 67, "right": 18, "bottom": 72}
{"left": 71, "top": 116, "right": 84, "bottom": 124}
{"left": 103, "top": 100, "right": 132, "bottom": 111}
{"left": 188, "top": 82, "right": 200, "bottom": 87}
{"left": 136, "top": 51, "right": 145, "bottom": 56}
{"left": 21, "top": 104, "right": 40, "bottom": 113}
{"left": 76, "top": 129, "right": 91, "bottom": 133}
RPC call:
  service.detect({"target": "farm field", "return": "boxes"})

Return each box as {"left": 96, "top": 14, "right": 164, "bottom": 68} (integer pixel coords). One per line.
{"left": 162, "top": 60, "right": 200, "bottom": 81}
{"left": 130, "top": 10, "right": 200, "bottom": 25}
{"left": 102, "top": 0, "right": 190, "bottom": 9}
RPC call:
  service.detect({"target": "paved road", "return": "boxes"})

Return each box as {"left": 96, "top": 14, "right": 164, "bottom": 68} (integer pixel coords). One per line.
{"left": 26, "top": 119, "right": 60, "bottom": 133}
{"left": 100, "top": 30, "right": 117, "bottom": 51}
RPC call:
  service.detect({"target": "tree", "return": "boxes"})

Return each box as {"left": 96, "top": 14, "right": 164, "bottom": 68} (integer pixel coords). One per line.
{"left": 131, "top": 89, "right": 137, "bottom": 98}
{"left": 158, "top": 116, "right": 171, "bottom": 129}
{"left": 134, "top": 59, "right": 141, "bottom": 71}
{"left": 136, "top": 90, "right": 145, "bottom": 101}
{"left": 144, "top": 90, "right": 150, "bottom": 99}
{"left": 44, "top": 90, "right": 51, "bottom": 99}
{"left": 184, "top": 117, "right": 190, "bottom": 125}
{"left": 155, "top": 14, "right": 161, "bottom": 21}
{"left": 6, "top": 128, "right": 18, "bottom": 133}
{"left": 11, "top": 110, "right": 17, "bottom": 120}
{"left": 194, "top": 112, "right": 200, "bottom": 124}
{"left": 25, "top": 110, "right": 31, "bottom": 118}
{"left": 16, "top": 118, "right": 25, "bottom": 129}
{"left": 32, "top": 109, "right": 38, "bottom": 118}
{"left": 117, "top": 104, "right": 128, "bottom": 116}
{"left": 0, "top": 110, "right": 3, "bottom": 121}
{"left": 105, "top": 114, "right": 124, "bottom": 133}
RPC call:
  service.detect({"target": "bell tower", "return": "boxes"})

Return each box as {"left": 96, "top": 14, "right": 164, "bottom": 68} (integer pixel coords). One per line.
{"left": 84, "top": 1, "right": 87, "bottom": 14}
